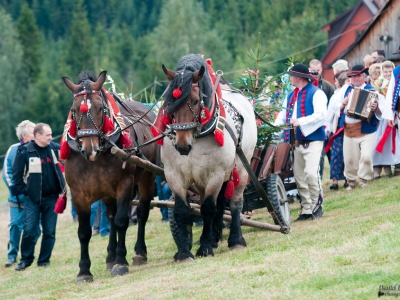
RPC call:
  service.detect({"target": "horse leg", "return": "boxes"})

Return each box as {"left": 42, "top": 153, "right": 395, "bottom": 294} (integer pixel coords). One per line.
{"left": 132, "top": 173, "right": 154, "bottom": 265}
{"left": 228, "top": 199, "right": 247, "bottom": 249}
{"left": 196, "top": 195, "right": 217, "bottom": 257}
{"left": 110, "top": 193, "right": 131, "bottom": 277}
{"left": 76, "top": 208, "right": 93, "bottom": 284}
{"left": 103, "top": 198, "right": 117, "bottom": 271}
{"left": 210, "top": 182, "right": 228, "bottom": 248}
{"left": 173, "top": 193, "right": 194, "bottom": 262}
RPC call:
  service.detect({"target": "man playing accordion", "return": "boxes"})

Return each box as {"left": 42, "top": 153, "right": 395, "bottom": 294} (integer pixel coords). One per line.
{"left": 338, "top": 65, "right": 383, "bottom": 190}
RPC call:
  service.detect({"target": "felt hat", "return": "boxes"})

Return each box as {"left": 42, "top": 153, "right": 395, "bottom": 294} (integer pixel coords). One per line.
{"left": 347, "top": 64, "right": 369, "bottom": 77}
{"left": 286, "top": 64, "right": 315, "bottom": 81}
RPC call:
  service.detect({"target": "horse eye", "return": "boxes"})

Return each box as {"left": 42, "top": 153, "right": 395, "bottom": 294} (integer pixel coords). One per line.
{"left": 193, "top": 100, "right": 199, "bottom": 106}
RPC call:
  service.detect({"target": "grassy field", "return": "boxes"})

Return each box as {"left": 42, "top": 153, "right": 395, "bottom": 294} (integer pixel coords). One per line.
{"left": 0, "top": 168, "right": 399, "bottom": 300}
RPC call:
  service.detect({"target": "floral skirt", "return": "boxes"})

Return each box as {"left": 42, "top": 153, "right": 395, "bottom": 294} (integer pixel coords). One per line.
{"left": 330, "top": 131, "right": 345, "bottom": 181}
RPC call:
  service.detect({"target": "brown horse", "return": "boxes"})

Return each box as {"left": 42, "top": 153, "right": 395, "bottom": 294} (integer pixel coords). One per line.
{"left": 62, "top": 71, "right": 160, "bottom": 283}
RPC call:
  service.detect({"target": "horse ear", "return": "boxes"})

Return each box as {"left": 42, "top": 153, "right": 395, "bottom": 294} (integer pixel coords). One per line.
{"left": 62, "top": 77, "right": 80, "bottom": 93}
{"left": 192, "top": 66, "right": 205, "bottom": 84}
{"left": 90, "top": 70, "right": 107, "bottom": 91}
{"left": 162, "top": 65, "right": 176, "bottom": 81}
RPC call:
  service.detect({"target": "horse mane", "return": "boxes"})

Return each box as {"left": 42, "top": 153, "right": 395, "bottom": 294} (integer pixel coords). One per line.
{"left": 76, "top": 71, "right": 98, "bottom": 92}
{"left": 164, "top": 54, "right": 212, "bottom": 114}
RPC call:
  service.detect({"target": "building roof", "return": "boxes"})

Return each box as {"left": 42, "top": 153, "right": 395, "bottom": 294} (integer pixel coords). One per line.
{"left": 336, "top": 0, "right": 392, "bottom": 60}
{"left": 320, "top": 0, "right": 379, "bottom": 62}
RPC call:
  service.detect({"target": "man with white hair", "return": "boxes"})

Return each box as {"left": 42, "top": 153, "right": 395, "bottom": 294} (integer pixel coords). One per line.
{"left": 332, "top": 59, "right": 349, "bottom": 75}
{"left": 338, "top": 65, "right": 381, "bottom": 190}
{"left": 2, "top": 120, "right": 40, "bottom": 267}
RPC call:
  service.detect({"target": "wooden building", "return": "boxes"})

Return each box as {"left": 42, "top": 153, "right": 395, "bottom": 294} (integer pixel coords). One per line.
{"left": 340, "top": 0, "right": 400, "bottom": 68}
{"left": 320, "top": 0, "right": 382, "bottom": 83}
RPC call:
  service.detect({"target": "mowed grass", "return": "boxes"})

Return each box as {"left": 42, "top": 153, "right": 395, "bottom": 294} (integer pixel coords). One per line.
{"left": 0, "top": 165, "right": 399, "bottom": 300}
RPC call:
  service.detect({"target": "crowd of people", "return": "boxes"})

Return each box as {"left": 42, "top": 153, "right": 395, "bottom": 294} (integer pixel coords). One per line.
{"left": 274, "top": 50, "right": 399, "bottom": 221}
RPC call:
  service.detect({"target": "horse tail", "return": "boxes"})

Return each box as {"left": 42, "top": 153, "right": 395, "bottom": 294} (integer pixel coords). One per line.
{"left": 213, "top": 182, "right": 228, "bottom": 244}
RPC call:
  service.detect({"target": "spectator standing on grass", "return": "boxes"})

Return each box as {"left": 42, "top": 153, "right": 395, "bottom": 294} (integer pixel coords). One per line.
{"left": 2, "top": 120, "right": 41, "bottom": 267}
{"left": 12, "top": 123, "right": 66, "bottom": 271}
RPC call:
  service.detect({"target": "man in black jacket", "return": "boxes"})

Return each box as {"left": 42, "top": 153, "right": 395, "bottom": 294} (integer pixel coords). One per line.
{"left": 12, "top": 123, "right": 65, "bottom": 271}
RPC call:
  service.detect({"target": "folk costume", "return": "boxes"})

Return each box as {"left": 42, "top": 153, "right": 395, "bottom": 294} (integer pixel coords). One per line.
{"left": 338, "top": 65, "right": 381, "bottom": 189}
{"left": 371, "top": 62, "right": 399, "bottom": 177}
{"left": 380, "top": 65, "right": 400, "bottom": 175}
{"left": 275, "top": 64, "right": 327, "bottom": 220}
{"left": 325, "top": 84, "right": 350, "bottom": 185}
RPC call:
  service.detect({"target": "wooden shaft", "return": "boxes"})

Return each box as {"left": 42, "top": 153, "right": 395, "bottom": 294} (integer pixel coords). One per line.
{"left": 131, "top": 200, "right": 285, "bottom": 232}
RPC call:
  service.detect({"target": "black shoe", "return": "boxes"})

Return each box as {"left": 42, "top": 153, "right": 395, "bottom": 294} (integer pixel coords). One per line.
{"left": 330, "top": 183, "right": 338, "bottom": 190}
{"left": 15, "top": 262, "right": 31, "bottom": 271}
{"left": 343, "top": 180, "right": 349, "bottom": 188}
{"left": 38, "top": 262, "right": 50, "bottom": 267}
{"left": 294, "top": 214, "right": 313, "bottom": 222}
{"left": 4, "top": 258, "right": 16, "bottom": 267}
{"left": 312, "top": 206, "right": 324, "bottom": 219}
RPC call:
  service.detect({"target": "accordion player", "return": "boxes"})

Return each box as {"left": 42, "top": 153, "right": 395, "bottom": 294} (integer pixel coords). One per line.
{"left": 344, "top": 87, "right": 379, "bottom": 121}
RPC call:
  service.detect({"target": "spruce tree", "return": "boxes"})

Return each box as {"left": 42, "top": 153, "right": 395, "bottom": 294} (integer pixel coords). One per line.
{"left": 65, "top": 0, "right": 94, "bottom": 77}
{"left": 16, "top": 2, "right": 41, "bottom": 83}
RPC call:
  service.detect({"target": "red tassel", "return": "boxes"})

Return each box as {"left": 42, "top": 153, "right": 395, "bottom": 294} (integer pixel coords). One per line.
{"left": 172, "top": 87, "right": 182, "bottom": 98}
{"left": 69, "top": 119, "right": 77, "bottom": 137}
{"left": 60, "top": 141, "right": 71, "bottom": 160}
{"left": 102, "top": 116, "right": 115, "bottom": 133}
{"left": 214, "top": 130, "right": 224, "bottom": 147}
{"left": 120, "top": 133, "right": 132, "bottom": 148}
{"left": 80, "top": 103, "right": 89, "bottom": 113}
{"left": 54, "top": 192, "right": 67, "bottom": 214}
{"left": 162, "top": 115, "right": 171, "bottom": 125}
{"left": 224, "top": 180, "right": 235, "bottom": 199}
{"left": 151, "top": 126, "right": 164, "bottom": 145}
{"left": 200, "top": 106, "right": 211, "bottom": 125}
{"left": 232, "top": 168, "right": 240, "bottom": 187}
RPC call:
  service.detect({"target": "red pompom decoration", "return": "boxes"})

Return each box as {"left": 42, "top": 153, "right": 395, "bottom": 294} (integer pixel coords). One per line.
{"left": 172, "top": 87, "right": 182, "bottom": 99}
{"left": 162, "top": 114, "right": 171, "bottom": 125}
{"left": 54, "top": 192, "right": 67, "bottom": 214}
{"left": 60, "top": 140, "right": 71, "bottom": 160}
{"left": 224, "top": 180, "right": 235, "bottom": 199}
{"left": 120, "top": 133, "right": 132, "bottom": 148}
{"left": 80, "top": 103, "right": 89, "bottom": 113}
{"left": 200, "top": 106, "right": 211, "bottom": 125}
{"left": 102, "top": 116, "right": 115, "bottom": 133}
{"left": 151, "top": 126, "right": 164, "bottom": 145}
{"left": 232, "top": 167, "right": 240, "bottom": 187}
{"left": 69, "top": 119, "right": 77, "bottom": 138}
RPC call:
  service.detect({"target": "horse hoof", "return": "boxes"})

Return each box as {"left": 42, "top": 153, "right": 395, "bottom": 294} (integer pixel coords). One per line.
{"left": 229, "top": 244, "right": 246, "bottom": 250}
{"left": 175, "top": 257, "right": 194, "bottom": 264}
{"left": 106, "top": 262, "right": 114, "bottom": 271}
{"left": 76, "top": 275, "right": 93, "bottom": 284}
{"left": 110, "top": 264, "right": 129, "bottom": 276}
{"left": 132, "top": 255, "right": 147, "bottom": 266}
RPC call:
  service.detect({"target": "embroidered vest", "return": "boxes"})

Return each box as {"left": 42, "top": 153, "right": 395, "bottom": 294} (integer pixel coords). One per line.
{"left": 339, "top": 84, "right": 379, "bottom": 134}
{"left": 283, "top": 83, "right": 325, "bottom": 142}
{"left": 390, "top": 66, "right": 400, "bottom": 112}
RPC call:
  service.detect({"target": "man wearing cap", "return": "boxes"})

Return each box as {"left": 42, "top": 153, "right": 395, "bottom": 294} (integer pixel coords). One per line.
{"left": 275, "top": 64, "right": 327, "bottom": 221}
{"left": 338, "top": 65, "right": 381, "bottom": 190}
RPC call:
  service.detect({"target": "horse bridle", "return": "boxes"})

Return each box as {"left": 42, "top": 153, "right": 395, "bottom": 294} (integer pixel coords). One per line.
{"left": 167, "top": 83, "right": 205, "bottom": 141}
{"left": 70, "top": 88, "right": 112, "bottom": 148}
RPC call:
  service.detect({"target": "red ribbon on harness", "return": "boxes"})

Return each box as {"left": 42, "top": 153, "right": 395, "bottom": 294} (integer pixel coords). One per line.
{"left": 324, "top": 127, "right": 344, "bottom": 153}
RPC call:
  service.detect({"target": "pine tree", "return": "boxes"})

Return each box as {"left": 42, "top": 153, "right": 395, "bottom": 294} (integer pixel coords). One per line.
{"left": 65, "top": 0, "right": 94, "bottom": 77}
{"left": 0, "top": 9, "right": 26, "bottom": 157}
{"left": 16, "top": 2, "right": 41, "bottom": 83}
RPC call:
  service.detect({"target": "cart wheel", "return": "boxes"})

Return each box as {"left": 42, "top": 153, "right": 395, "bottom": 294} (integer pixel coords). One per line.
{"left": 266, "top": 174, "right": 291, "bottom": 227}
{"left": 168, "top": 208, "right": 193, "bottom": 251}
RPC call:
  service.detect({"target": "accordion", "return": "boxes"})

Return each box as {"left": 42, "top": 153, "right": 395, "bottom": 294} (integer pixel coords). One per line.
{"left": 344, "top": 88, "right": 378, "bottom": 121}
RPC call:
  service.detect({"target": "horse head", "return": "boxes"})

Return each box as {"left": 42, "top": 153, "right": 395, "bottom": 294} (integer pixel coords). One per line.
{"left": 162, "top": 59, "right": 209, "bottom": 155}
{"left": 62, "top": 71, "right": 108, "bottom": 161}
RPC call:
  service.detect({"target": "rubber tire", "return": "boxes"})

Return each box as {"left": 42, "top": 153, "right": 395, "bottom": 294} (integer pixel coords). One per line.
{"left": 168, "top": 208, "right": 193, "bottom": 251}
{"left": 266, "top": 174, "right": 291, "bottom": 228}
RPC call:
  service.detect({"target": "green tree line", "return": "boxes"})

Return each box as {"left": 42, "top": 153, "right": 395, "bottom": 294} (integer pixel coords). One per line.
{"left": 0, "top": 0, "right": 359, "bottom": 158}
